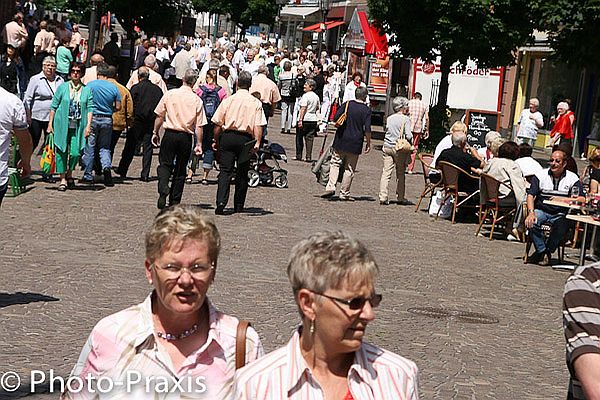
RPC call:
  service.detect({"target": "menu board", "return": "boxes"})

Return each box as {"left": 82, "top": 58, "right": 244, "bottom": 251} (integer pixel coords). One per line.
{"left": 465, "top": 109, "right": 500, "bottom": 149}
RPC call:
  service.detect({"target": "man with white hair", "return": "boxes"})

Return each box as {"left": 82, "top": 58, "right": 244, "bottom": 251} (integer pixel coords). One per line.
{"left": 249, "top": 64, "right": 281, "bottom": 139}
{"left": 171, "top": 42, "right": 195, "bottom": 86}
{"left": 516, "top": 97, "right": 543, "bottom": 146}
{"left": 437, "top": 129, "right": 484, "bottom": 194}
{"left": 217, "top": 31, "right": 230, "bottom": 47}
{"left": 242, "top": 48, "right": 262, "bottom": 76}
{"left": 232, "top": 42, "right": 246, "bottom": 71}
{"left": 126, "top": 54, "right": 167, "bottom": 94}
{"left": 156, "top": 39, "right": 170, "bottom": 63}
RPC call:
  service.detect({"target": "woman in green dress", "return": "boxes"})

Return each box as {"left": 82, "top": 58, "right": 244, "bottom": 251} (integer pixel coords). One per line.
{"left": 47, "top": 62, "right": 93, "bottom": 191}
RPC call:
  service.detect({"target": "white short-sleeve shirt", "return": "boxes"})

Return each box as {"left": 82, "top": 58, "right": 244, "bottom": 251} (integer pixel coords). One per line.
{"left": 0, "top": 87, "right": 28, "bottom": 186}
{"left": 299, "top": 91, "right": 321, "bottom": 122}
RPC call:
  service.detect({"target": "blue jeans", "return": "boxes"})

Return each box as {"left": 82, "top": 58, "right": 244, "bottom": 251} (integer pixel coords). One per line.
{"left": 0, "top": 181, "right": 7, "bottom": 207}
{"left": 83, "top": 116, "right": 113, "bottom": 179}
{"left": 530, "top": 209, "right": 569, "bottom": 254}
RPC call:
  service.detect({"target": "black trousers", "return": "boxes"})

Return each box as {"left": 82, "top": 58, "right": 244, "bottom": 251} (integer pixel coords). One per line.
{"left": 117, "top": 118, "right": 154, "bottom": 179}
{"left": 110, "top": 129, "right": 123, "bottom": 161}
{"left": 296, "top": 121, "right": 317, "bottom": 161}
{"left": 29, "top": 119, "right": 48, "bottom": 152}
{"left": 157, "top": 130, "right": 193, "bottom": 205}
{"left": 216, "top": 131, "right": 253, "bottom": 209}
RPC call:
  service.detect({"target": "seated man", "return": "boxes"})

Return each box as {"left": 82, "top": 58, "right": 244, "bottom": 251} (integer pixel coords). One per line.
{"left": 563, "top": 263, "right": 600, "bottom": 400}
{"left": 436, "top": 129, "right": 484, "bottom": 193}
{"left": 515, "top": 142, "right": 543, "bottom": 181}
{"left": 524, "top": 149, "right": 584, "bottom": 265}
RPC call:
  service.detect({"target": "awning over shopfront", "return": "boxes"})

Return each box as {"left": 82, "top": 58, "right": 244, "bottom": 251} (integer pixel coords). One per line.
{"left": 343, "top": 10, "right": 388, "bottom": 58}
{"left": 280, "top": 6, "right": 320, "bottom": 19}
{"left": 357, "top": 11, "right": 388, "bottom": 58}
{"left": 302, "top": 21, "right": 345, "bottom": 33}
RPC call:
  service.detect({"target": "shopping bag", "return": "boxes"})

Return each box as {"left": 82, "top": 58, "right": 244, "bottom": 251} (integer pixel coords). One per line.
{"left": 40, "top": 133, "right": 56, "bottom": 175}
{"left": 428, "top": 190, "right": 453, "bottom": 218}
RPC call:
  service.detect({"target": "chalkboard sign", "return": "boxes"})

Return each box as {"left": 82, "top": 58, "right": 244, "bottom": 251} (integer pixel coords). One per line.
{"left": 465, "top": 109, "right": 500, "bottom": 149}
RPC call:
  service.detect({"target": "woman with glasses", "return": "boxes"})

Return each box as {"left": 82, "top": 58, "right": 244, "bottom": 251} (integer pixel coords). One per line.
{"left": 234, "top": 231, "right": 419, "bottom": 400}
{"left": 47, "top": 62, "right": 92, "bottom": 191}
{"left": 64, "top": 205, "right": 263, "bottom": 399}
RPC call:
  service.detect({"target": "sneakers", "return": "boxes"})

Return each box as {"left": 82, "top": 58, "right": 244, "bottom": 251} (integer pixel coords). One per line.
{"left": 103, "top": 168, "right": 114, "bottom": 187}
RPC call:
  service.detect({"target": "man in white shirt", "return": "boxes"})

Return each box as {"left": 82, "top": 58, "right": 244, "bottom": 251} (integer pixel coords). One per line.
{"left": 0, "top": 86, "right": 32, "bottom": 206}
{"left": 171, "top": 42, "right": 195, "bottom": 84}
{"left": 232, "top": 42, "right": 246, "bottom": 71}
{"left": 217, "top": 32, "right": 230, "bottom": 47}
{"left": 242, "top": 48, "right": 262, "bottom": 76}
{"left": 126, "top": 55, "right": 167, "bottom": 94}
{"left": 155, "top": 40, "right": 170, "bottom": 63}
{"left": 515, "top": 142, "right": 543, "bottom": 179}
{"left": 516, "top": 97, "right": 543, "bottom": 146}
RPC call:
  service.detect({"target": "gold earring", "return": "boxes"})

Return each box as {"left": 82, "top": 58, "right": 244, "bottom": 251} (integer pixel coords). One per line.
{"left": 309, "top": 319, "right": 315, "bottom": 335}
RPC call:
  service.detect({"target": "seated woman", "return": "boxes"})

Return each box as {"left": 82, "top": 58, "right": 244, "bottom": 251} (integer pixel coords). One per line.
{"left": 234, "top": 231, "right": 419, "bottom": 399}
{"left": 587, "top": 148, "right": 600, "bottom": 194}
{"left": 63, "top": 205, "right": 263, "bottom": 399}
{"left": 482, "top": 141, "right": 527, "bottom": 240}
{"left": 477, "top": 130, "right": 501, "bottom": 162}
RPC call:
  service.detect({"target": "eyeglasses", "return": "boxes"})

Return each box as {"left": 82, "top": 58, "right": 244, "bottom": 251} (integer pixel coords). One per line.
{"left": 70, "top": 69, "right": 82, "bottom": 74}
{"left": 151, "top": 262, "right": 214, "bottom": 279}
{"left": 43, "top": 64, "right": 56, "bottom": 68}
{"left": 316, "top": 292, "right": 382, "bottom": 310}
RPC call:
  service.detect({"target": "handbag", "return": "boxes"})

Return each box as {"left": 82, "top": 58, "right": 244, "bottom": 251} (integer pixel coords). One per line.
{"left": 334, "top": 101, "right": 349, "bottom": 128}
{"left": 40, "top": 133, "right": 56, "bottom": 175}
{"left": 394, "top": 117, "right": 414, "bottom": 154}
{"left": 235, "top": 320, "right": 251, "bottom": 369}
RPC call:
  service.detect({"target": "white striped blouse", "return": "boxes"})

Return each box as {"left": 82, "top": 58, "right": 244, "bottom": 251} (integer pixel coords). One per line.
{"left": 233, "top": 330, "right": 419, "bottom": 400}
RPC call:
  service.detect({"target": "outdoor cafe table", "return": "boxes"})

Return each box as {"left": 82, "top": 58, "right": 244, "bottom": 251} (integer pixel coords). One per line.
{"left": 542, "top": 196, "right": 592, "bottom": 270}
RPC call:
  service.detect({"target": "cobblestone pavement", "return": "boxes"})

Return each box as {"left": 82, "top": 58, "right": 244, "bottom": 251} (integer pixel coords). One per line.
{"left": 0, "top": 113, "right": 575, "bottom": 399}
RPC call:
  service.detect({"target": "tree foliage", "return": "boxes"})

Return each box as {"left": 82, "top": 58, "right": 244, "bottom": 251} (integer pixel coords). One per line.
{"left": 538, "top": 0, "right": 600, "bottom": 69}
{"left": 192, "top": 0, "right": 277, "bottom": 30}
{"left": 368, "top": 0, "right": 536, "bottom": 142}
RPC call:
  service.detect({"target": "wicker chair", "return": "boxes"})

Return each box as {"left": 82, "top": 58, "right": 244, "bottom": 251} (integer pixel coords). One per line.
{"left": 475, "top": 173, "right": 518, "bottom": 240}
{"left": 415, "top": 153, "right": 441, "bottom": 212}
{"left": 436, "top": 161, "right": 480, "bottom": 224}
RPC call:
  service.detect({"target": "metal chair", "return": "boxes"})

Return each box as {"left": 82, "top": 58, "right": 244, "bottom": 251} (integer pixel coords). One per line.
{"left": 415, "top": 153, "right": 441, "bottom": 212}
{"left": 435, "top": 161, "right": 480, "bottom": 224}
{"left": 475, "top": 173, "right": 518, "bottom": 240}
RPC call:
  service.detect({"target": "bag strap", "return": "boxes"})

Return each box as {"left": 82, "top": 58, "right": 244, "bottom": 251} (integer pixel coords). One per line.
{"left": 343, "top": 101, "right": 349, "bottom": 114}
{"left": 235, "top": 320, "right": 250, "bottom": 370}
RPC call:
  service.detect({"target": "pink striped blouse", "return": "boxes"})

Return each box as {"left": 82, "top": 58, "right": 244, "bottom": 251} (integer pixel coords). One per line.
{"left": 62, "top": 293, "right": 264, "bottom": 399}
{"left": 233, "top": 330, "right": 419, "bottom": 400}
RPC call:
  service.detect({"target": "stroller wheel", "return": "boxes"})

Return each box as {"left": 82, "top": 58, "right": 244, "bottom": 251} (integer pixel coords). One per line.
{"left": 248, "top": 170, "right": 260, "bottom": 187}
{"left": 274, "top": 173, "right": 288, "bottom": 188}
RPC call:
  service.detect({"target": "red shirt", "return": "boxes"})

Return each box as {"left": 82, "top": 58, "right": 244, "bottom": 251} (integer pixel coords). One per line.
{"left": 551, "top": 110, "right": 575, "bottom": 139}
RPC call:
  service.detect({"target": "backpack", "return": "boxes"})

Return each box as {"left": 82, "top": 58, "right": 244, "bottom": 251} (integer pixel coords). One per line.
{"left": 200, "top": 85, "right": 221, "bottom": 119}
{"left": 291, "top": 76, "right": 304, "bottom": 98}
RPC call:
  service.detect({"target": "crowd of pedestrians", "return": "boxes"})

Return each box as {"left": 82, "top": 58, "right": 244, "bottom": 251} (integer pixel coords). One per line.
{"left": 3, "top": 9, "right": 598, "bottom": 397}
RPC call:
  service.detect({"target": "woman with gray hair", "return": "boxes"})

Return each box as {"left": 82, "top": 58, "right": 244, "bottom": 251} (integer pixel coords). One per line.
{"left": 296, "top": 78, "right": 321, "bottom": 161}
{"left": 234, "top": 231, "right": 419, "bottom": 399}
{"left": 477, "top": 130, "right": 501, "bottom": 161}
{"left": 64, "top": 205, "right": 264, "bottom": 399}
{"left": 23, "top": 56, "right": 64, "bottom": 158}
{"left": 379, "top": 96, "right": 413, "bottom": 205}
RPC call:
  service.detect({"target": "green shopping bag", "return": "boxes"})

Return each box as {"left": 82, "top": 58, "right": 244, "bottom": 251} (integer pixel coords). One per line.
{"left": 39, "top": 133, "right": 56, "bottom": 175}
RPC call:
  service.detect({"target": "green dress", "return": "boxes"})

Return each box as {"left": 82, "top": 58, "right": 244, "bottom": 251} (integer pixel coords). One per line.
{"left": 50, "top": 81, "right": 93, "bottom": 155}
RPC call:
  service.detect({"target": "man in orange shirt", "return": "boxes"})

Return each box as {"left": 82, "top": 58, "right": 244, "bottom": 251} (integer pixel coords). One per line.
{"left": 152, "top": 68, "right": 207, "bottom": 209}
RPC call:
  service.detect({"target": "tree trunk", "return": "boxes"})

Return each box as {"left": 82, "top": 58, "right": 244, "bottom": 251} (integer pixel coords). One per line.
{"left": 437, "top": 54, "right": 451, "bottom": 109}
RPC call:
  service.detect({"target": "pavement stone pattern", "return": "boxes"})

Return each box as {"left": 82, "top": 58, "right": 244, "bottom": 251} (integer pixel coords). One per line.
{"left": 0, "top": 113, "right": 575, "bottom": 399}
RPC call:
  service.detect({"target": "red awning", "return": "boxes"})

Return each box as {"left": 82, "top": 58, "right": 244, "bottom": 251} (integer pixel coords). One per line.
{"left": 303, "top": 20, "right": 345, "bottom": 33}
{"left": 357, "top": 11, "right": 388, "bottom": 58}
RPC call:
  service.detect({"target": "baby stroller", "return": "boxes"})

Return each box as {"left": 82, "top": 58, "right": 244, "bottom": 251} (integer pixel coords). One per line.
{"left": 248, "top": 142, "right": 288, "bottom": 188}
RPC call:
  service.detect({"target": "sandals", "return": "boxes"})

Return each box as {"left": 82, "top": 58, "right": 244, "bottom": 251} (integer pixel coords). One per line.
{"left": 201, "top": 179, "right": 208, "bottom": 185}
{"left": 57, "top": 183, "right": 67, "bottom": 191}
{"left": 185, "top": 177, "right": 193, "bottom": 184}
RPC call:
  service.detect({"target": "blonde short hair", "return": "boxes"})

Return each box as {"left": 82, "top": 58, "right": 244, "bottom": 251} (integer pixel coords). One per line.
{"left": 450, "top": 121, "right": 467, "bottom": 134}
{"left": 145, "top": 205, "right": 221, "bottom": 263}
{"left": 489, "top": 137, "right": 506, "bottom": 157}
{"left": 589, "top": 148, "right": 600, "bottom": 169}
{"left": 287, "top": 231, "right": 378, "bottom": 297}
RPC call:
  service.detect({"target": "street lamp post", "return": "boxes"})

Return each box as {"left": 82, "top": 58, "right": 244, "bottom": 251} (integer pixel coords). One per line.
{"left": 316, "top": 0, "right": 330, "bottom": 59}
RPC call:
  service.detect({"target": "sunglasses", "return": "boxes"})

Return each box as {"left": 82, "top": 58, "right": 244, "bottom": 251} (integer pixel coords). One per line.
{"left": 70, "top": 69, "right": 82, "bottom": 74}
{"left": 316, "top": 292, "right": 382, "bottom": 310}
{"left": 548, "top": 158, "right": 563, "bottom": 164}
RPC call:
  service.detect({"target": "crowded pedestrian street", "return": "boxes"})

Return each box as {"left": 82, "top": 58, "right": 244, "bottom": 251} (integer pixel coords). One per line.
{"left": 2, "top": 114, "right": 571, "bottom": 398}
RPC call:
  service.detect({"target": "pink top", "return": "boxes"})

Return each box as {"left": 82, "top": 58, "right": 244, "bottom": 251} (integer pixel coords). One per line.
{"left": 195, "top": 84, "right": 228, "bottom": 101}
{"left": 234, "top": 329, "right": 419, "bottom": 400}
{"left": 63, "top": 293, "right": 264, "bottom": 399}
